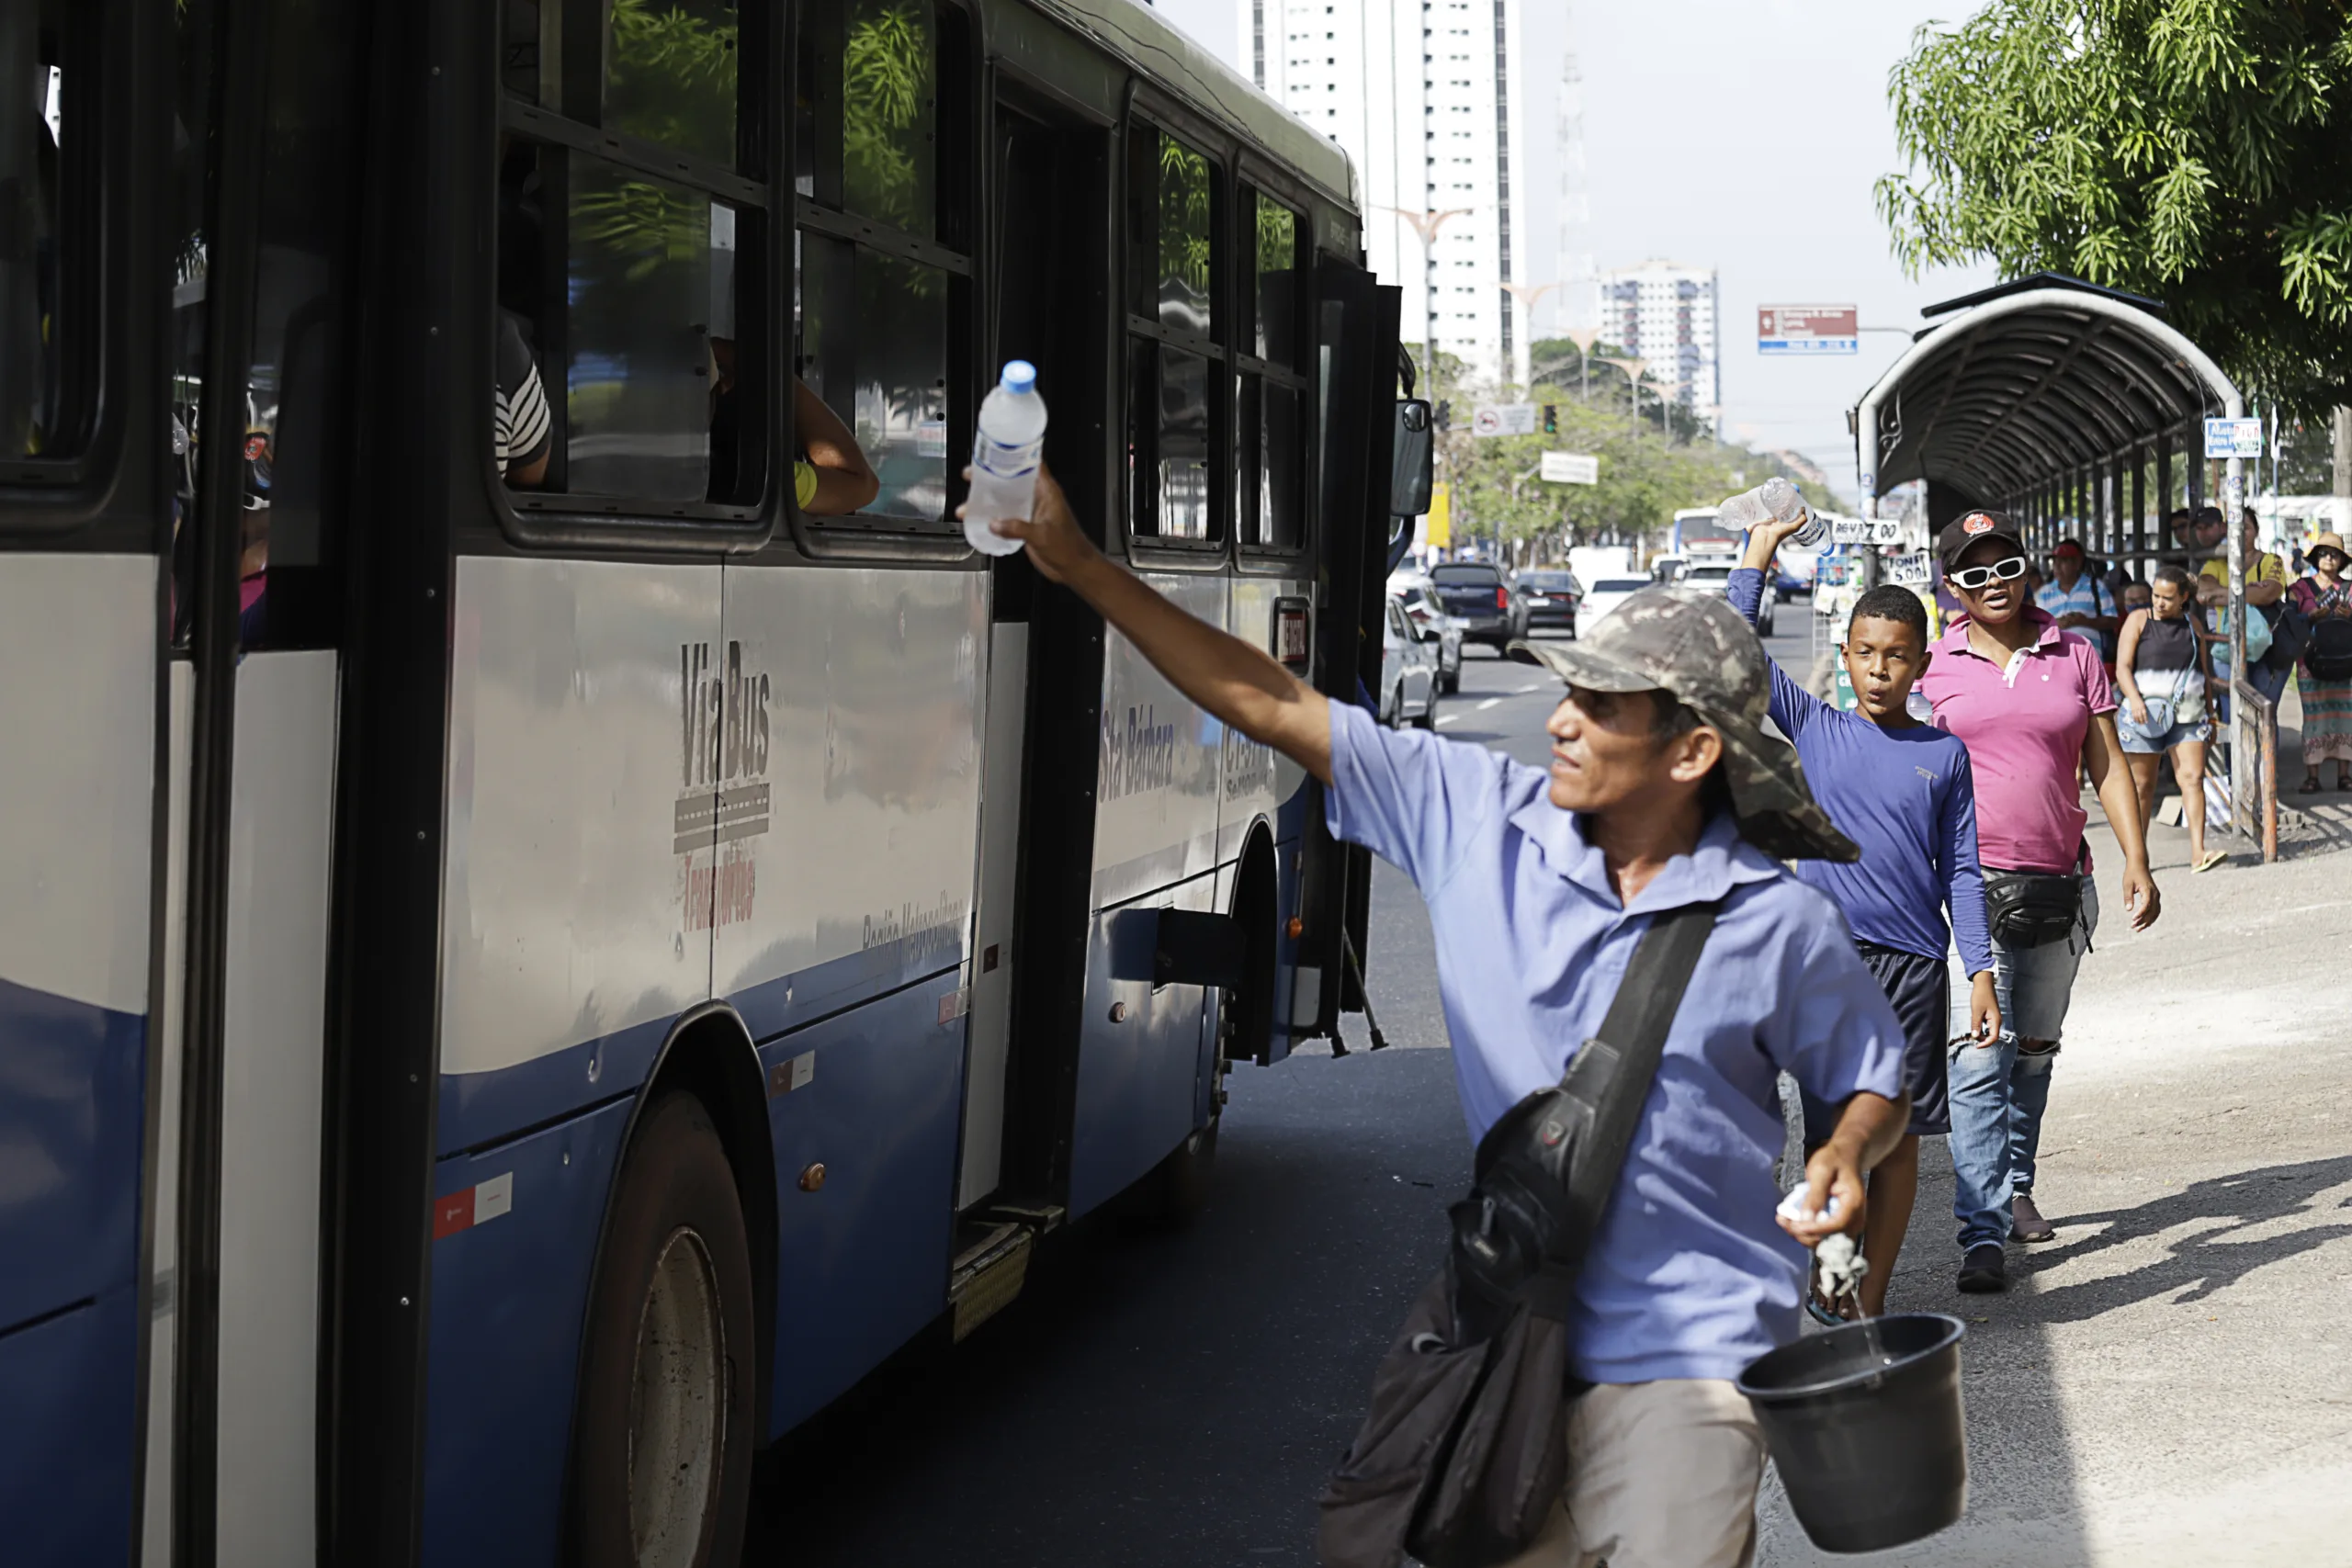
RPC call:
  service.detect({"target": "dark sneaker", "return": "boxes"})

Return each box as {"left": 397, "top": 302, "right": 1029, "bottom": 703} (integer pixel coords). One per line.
{"left": 2010, "top": 1192, "right": 2056, "bottom": 1243}
{"left": 1957, "top": 1243, "right": 2007, "bottom": 1293}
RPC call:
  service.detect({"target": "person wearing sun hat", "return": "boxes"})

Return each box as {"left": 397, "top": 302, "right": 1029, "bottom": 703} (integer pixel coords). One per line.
{"left": 1919, "top": 508, "right": 2160, "bottom": 1292}
{"left": 2289, "top": 531, "right": 2352, "bottom": 792}
{"left": 986, "top": 468, "right": 1911, "bottom": 1568}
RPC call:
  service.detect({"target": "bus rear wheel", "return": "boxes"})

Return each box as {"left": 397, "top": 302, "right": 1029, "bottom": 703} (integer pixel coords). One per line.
{"left": 572, "top": 1092, "right": 756, "bottom": 1568}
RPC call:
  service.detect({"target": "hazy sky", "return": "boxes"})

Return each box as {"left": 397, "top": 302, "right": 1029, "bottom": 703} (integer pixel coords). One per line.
{"left": 1152, "top": 0, "right": 2002, "bottom": 498}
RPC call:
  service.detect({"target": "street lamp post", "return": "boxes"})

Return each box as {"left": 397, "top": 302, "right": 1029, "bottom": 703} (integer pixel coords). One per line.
{"left": 1566, "top": 326, "right": 1599, "bottom": 404}
{"left": 1499, "top": 281, "right": 1560, "bottom": 394}
{"left": 1385, "top": 206, "right": 1476, "bottom": 376}
{"left": 1598, "top": 355, "right": 1677, "bottom": 435}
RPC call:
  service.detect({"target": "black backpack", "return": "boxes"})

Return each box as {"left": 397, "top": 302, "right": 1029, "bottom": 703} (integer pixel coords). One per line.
{"left": 2310, "top": 615, "right": 2352, "bottom": 682}
{"left": 1315, "top": 904, "right": 1719, "bottom": 1568}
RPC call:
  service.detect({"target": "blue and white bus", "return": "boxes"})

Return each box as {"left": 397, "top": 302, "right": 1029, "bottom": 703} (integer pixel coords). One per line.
{"left": 0, "top": 0, "right": 1416, "bottom": 1561}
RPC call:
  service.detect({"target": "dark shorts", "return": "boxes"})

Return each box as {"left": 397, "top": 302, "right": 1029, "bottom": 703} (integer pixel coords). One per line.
{"left": 1802, "top": 940, "right": 1951, "bottom": 1143}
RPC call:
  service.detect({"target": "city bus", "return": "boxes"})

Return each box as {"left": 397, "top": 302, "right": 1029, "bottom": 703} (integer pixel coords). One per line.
{"left": 0, "top": 0, "right": 1415, "bottom": 1562}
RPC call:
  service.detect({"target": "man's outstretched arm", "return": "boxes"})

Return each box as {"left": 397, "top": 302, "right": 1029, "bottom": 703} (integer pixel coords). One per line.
{"left": 985, "top": 464, "right": 1334, "bottom": 784}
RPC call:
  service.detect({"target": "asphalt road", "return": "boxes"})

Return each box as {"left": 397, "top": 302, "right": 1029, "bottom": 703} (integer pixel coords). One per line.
{"left": 747, "top": 603, "right": 1826, "bottom": 1567}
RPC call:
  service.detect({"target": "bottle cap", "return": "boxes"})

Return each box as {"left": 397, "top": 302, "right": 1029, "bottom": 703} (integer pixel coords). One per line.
{"left": 1001, "top": 359, "right": 1037, "bottom": 394}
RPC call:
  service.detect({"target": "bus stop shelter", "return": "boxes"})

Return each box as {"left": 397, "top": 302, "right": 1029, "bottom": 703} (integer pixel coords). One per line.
{"left": 1851, "top": 275, "right": 2278, "bottom": 859}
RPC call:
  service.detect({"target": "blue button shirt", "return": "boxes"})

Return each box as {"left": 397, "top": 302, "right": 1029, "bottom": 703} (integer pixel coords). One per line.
{"left": 1325, "top": 701, "right": 1905, "bottom": 1383}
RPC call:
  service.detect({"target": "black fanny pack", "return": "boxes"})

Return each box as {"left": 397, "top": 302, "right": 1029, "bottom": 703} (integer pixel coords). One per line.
{"left": 1983, "top": 870, "right": 2082, "bottom": 949}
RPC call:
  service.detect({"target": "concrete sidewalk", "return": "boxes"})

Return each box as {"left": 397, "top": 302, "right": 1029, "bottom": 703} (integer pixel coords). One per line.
{"left": 1758, "top": 803, "right": 2352, "bottom": 1565}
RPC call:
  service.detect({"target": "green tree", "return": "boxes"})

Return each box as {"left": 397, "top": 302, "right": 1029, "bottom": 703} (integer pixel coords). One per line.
{"left": 1879, "top": 0, "right": 2352, "bottom": 414}
{"left": 1416, "top": 346, "right": 1838, "bottom": 557}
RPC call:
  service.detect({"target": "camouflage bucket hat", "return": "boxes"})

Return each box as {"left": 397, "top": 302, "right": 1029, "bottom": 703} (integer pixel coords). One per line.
{"left": 1507, "top": 587, "right": 1858, "bottom": 863}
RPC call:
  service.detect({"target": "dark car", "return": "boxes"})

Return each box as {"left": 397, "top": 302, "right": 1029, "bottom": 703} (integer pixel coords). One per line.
{"left": 1517, "top": 570, "right": 1583, "bottom": 637}
{"left": 1427, "top": 561, "right": 1529, "bottom": 652}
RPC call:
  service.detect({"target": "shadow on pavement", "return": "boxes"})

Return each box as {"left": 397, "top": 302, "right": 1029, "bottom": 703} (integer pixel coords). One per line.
{"left": 746, "top": 1048, "right": 1467, "bottom": 1568}
{"left": 2015, "top": 1154, "right": 2352, "bottom": 1323}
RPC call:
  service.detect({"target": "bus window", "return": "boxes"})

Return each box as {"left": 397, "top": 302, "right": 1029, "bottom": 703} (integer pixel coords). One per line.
{"left": 225, "top": 0, "right": 367, "bottom": 649}
{"left": 1, "top": 1, "right": 83, "bottom": 465}
{"left": 793, "top": 0, "right": 966, "bottom": 527}
{"left": 1236, "top": 190, "right": 1305, "bottom": 550}
{"left": 496, "top": 0, "right": 763, "bottom": 509}
{"left": 1125, "top": 126, "right": 1223, "bottom": 543}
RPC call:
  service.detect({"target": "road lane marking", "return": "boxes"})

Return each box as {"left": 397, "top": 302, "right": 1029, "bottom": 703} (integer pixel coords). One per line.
{"left": 1436, "top": 714, "right": 1459, "bottom": 727}
{"left": 1513, "top": 684, "right": 1540, "bottom": 694}
{"left": 1476, "top": 697, "right": 1501, "bottom": 710}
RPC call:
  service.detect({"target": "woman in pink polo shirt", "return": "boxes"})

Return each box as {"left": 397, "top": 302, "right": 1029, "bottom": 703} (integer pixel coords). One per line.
{"left": 1920, "top": 511, "right": 2162, "bottom": 1296}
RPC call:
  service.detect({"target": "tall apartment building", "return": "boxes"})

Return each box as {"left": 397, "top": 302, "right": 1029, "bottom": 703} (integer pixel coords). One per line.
{"left": 1244, "top": 0, "right": 1530, "bottom": 389}
{"left": 1595, "top": 261, "right": 1720, "bottom": 430}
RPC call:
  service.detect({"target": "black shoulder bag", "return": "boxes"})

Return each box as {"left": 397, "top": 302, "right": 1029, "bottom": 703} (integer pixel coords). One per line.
{"left": 1315, "top": 903, "right": 1720, "bottom": 1568}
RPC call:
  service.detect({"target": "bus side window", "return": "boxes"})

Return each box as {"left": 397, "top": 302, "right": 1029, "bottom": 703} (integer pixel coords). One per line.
{"left": 1125, "top": 126, "right": 1224, "bottom": 544}
{"left": 1237, "top": 189, "right": 1305, "bottom": 552}
{"left": 791, "top": 0, "right": 967, "bottom": 528}
{"left": 495, "top": 0, "right": 768, "bottom": 511}
{"left": 1, "top": 2, "right": 86, "bottom": 466}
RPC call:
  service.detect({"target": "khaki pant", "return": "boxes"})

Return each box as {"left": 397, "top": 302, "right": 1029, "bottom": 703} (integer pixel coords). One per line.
{"left": 1498, "top": 1379, "right": 1766, "bottom": 1568}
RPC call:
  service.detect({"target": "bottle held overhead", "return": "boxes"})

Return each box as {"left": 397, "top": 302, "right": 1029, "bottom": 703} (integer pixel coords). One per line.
{"left": 965, "top": 360, "right": 1048, "bottom": 557}
{"left": 1721, "top": 476, "right": 1826, "bottom": 549}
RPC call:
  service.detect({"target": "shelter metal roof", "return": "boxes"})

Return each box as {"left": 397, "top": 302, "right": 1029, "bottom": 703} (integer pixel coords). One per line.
{"left": 1853, "top": 282, "right": 2242, "bottom": 506}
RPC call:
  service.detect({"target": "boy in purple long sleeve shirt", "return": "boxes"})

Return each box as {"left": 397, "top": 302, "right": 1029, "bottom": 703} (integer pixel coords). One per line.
{"left": 1731, "top": 517, "right": 1998, "bottom": 1316}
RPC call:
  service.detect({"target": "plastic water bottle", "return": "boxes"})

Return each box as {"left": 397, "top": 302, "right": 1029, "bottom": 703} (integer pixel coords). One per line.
{"left": 1721, "top": 476, "right": 1827, "bottom": 549}
{"left": 964, "top": 360, "right": 1047, "bottom": 557}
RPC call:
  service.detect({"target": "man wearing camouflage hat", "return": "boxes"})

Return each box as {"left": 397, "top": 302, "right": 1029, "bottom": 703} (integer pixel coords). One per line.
{"left": 990, "top": 468, "right": 1909, "bottom": 1568}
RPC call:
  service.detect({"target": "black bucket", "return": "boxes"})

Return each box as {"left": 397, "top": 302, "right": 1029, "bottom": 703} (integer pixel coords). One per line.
{"left": 1736, "top": 1312, "right": 1967, "bottom": 1554}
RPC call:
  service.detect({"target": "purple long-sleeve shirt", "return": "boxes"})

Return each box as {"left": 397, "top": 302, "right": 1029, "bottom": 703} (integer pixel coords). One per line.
{"left": 1729, "top": 569, "right": 1992, "bottom": 975}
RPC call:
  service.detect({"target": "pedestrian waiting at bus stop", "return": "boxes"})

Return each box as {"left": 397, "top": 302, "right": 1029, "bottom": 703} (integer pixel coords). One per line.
{"left": 1923, "top": 510, "right": 2160, "bottom": 1294}
{"left": 986, "top": 465, "right": 1912, "bottom": 1568}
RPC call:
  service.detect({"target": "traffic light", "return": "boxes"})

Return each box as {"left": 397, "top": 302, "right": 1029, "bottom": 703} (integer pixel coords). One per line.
{"left": 1542, "top": 403, "right": 1558, "bottom": 434}
{"left": 1434, "top": 400, "right": 1452, "bottom": 432}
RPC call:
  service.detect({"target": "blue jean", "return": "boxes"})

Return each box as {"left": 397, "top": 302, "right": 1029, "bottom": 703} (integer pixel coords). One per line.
{"left": 1948, "top": 878, "right": 2098, "bottom": 1251}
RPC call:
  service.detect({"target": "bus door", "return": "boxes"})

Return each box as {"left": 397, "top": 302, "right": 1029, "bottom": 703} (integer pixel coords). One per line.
{"left": 1291, "top": 254, "right": 1402, "bottom": 1041}
{"left": 963, "top": 95, "right": 1112, "bottom": 1219}
{"left": 0, "top": 2, "right": 170, "bottom": 1560}
{"left": 138, "top": 0, "right": 368, "bottom": 1562}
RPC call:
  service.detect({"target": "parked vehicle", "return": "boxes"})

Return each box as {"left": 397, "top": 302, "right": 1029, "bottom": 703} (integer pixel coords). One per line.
{"left": 1516, "top": 570, "right": 1583, "bottom": 637}
{"left": 1680, "top": 558, "right": 1775, "bottom": 636}
{"left": 1392, "top": 579, "right": 1465, "bottom": 693}
{"left": 1427, "top": 560, "right": 1530, "bottom": 652}
{"left": 1380, "top": 593, "right": 1441, "bottom": 728}
{"left": 1578, "top": 576, "right": 1653, "bottom": 629}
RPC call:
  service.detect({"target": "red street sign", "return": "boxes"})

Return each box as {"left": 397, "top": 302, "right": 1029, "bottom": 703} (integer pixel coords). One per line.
{"left": 1758, "top": 305, "right": 1858, "bottom": 340}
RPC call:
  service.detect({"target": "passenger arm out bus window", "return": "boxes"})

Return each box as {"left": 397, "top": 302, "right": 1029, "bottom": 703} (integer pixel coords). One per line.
{"left": 793, "top": 375, "right": 876, "bottom": 513}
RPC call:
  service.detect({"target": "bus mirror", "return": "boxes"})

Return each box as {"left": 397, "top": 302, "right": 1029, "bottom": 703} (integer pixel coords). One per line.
{"left": 1391, "top": 399, "right": 1433, "bottom": 518}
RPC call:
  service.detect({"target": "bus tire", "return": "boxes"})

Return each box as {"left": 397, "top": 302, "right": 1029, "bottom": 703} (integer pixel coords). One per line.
{"left": 571, "top": 1091, "right": 756, "bottom": 1568}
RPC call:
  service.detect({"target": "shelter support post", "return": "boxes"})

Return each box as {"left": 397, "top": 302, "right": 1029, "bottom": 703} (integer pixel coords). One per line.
{"left": 2156, "top": 432, "right": 2174, "bottom": 562}
{"left": 2131, "top": 445, "right": 2146, "bottom": 581}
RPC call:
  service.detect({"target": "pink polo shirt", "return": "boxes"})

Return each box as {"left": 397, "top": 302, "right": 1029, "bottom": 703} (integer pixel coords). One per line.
{"left": 1920, "top": 607, "right": 2116, "bottom": 874}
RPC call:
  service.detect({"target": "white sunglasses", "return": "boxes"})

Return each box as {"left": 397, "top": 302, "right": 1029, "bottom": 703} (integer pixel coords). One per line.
{"left": 1947, "top": 556, "right": 2029, "bottom": 592}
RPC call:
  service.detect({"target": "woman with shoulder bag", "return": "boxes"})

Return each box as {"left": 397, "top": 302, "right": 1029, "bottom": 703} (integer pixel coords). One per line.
{"left": 2116, "top": 566, "right": 2222, "bottom": 873}
{"left": 2291, "top": 533, "right": 2352, "bottom": 794}
{"left": 1919, "top": 513, "right": 2161, "bottom": 1294}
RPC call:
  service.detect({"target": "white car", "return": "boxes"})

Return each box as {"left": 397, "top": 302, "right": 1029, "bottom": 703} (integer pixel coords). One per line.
{"left": 1577, "top": 576, "right": 1652, "bottom": 630}
{"left": 1679, "top": 559, "right": 1774, "bottom": 636}
{"left": 1392, "top": 581, "right": 1465, "bottom": 694}
{"left": 1378, "top": 593, "right": 1440, "bottom": 728}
